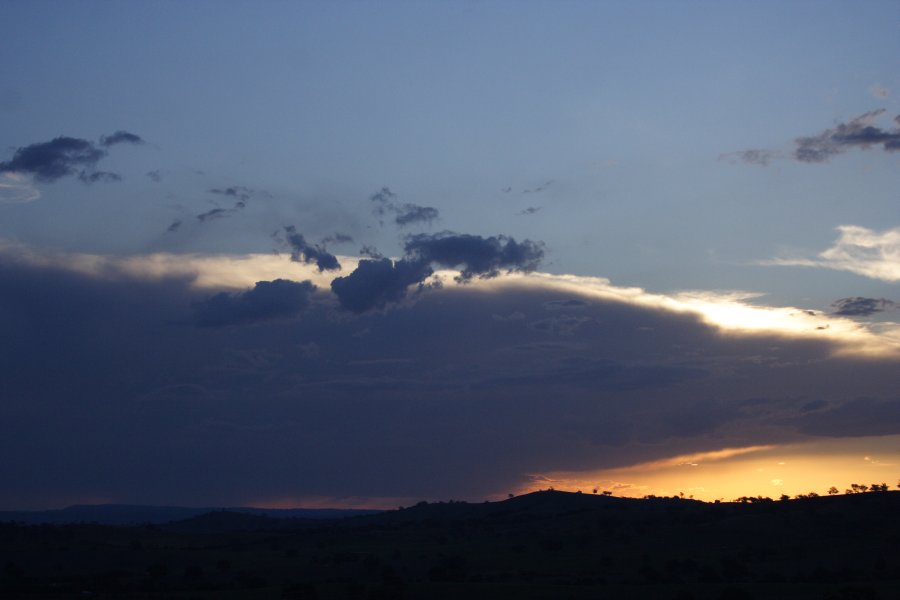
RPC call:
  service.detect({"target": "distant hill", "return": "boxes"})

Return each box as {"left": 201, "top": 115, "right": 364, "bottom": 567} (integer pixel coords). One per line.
{"left": 0, "top": 503, "right": 381, "bottom": 525}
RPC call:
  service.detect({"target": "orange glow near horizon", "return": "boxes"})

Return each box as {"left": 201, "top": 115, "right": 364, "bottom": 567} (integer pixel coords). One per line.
{"left": 517, "top": 435, "right": 900, "bottom": 502}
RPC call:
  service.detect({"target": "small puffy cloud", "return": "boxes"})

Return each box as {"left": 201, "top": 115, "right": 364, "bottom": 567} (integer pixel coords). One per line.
{"left": 284, "top": 226, "right": 341, "bottom": 272}
{"left": 0, "top": 131, "right": 143, "bottom": 183}
{"left": 193, "top": 279, "right": 316, "bottom": 326}
{"left": 0, "top": 136, "right": 106, "bottom": 182}
{"left": 99, "top": 130, "right": 143, "bottom": 147}
{"left": 764, "top": 225, "right": 900, "bottom": 283}
{"left": 330, "top": 257, "right": 434, "bottom": 313}
{"left": 331, "top": 231, "right": 545, "bottom": 312}
{"left": 405, "top": 231, "right": 545, "bottom": 282}
{"left": 831, "top": 297, "right": 897, "bottom": 317}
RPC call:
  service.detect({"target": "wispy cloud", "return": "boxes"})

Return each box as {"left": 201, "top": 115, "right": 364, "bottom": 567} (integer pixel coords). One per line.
{"left": 870, "top": 83, "right": 890, "bottom": 99}
{"left": 283, "top": 226, "right": 342, "bottom": 272}
{"left": 764, "top": 225, "right": 900, "bottom": 283}
{"left": 831, "top": 297, "right": 897, "bottom": 317}
{"left": 723, "top": 110, "right": 900, "bottom": 165}
{"left": 0, "top": 173, "right": 40, "bottom": 204}
{"left": 369, "top": 186, "right": 440, "bottom": 228}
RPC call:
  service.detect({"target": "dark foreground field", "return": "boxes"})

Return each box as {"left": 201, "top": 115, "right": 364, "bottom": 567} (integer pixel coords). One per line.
{"left": 2, "top": 490, "right": 899, "bottom": 599}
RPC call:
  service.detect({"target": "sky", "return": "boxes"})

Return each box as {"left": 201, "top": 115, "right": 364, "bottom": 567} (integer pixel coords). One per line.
{"left": 1, "top": 0, "right": 899, "bottom": 509}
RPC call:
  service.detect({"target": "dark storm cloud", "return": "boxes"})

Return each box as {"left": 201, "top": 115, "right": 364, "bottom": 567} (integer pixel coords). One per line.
{"left": 519, "top": 206, "right": 542, "bottom": 215}
{"left": 725, "top": 110, "right": 900, "bottom": 165}
{"left": 146, "top": 169, "right": 162, "bottom": 182}
{"left": 99, "top": 130, "right": 143, "bottom": 147}
{"left": 284, "top": 226, "right": 341, "bottom": 272}
{"left": 369, "top": 186, "right": 440, "bottom": 227}
{"left": 0, "top": 136, "right": 106, "bottom": 182}
{"left": 1, "top": 250, "right": 899, "bottom": 507}
{"left": 831, "top": 296, "right": 897, "bottom": 316}
{"left": 193, "top": 279, "right": 316, "bottom": 327}
{"left": 330, "top": 231, "right": 545, "bottom": 312}
{"left": 167, "top": 219, "right": 182, "bottom": 233}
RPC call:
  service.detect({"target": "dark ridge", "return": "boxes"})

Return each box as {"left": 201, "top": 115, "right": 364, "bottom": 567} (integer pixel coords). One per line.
{"left": 0, "top": 503, "right": 381, "bottom": 526}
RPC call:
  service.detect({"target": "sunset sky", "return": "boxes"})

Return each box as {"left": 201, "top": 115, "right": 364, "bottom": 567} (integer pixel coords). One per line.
{"left": 1, "top": 0, "right": 899, "bottom": 509}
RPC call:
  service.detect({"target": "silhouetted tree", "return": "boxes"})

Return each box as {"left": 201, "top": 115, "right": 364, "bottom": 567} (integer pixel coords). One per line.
{"left": 827, "top": 486, "right": 839, "bottom": 495}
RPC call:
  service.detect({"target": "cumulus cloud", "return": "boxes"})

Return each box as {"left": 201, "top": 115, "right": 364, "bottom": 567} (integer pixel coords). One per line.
{"left": 284, "top": 226, "right": 341, "bottom": 272}
{"left": 193, "top": 279, "right": 316, "bottom": 326}
{"left": 330, "top": 231, "right": 545, "bottom": 312}
{"left": 724, "top": 110, "right": 900, "bottom": 165}
{"left": 764, "top": 225, "right": 900, "bottom": 282}
{"left": 330, "top": 257, "right": 434, "bottom": 313}
{"left": 369, "top": 186, "right": 440, "bottom": 227}
{"left": 404, "top": 231, "right": 545, "bottom": 282}
{"left": 831, "top": 297, "right": 897, "bottom": 317}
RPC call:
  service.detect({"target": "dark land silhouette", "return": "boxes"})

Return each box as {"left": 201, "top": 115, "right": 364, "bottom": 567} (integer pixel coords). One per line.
{"left": 2, "top": 490, "right": 899, "bottom": 599}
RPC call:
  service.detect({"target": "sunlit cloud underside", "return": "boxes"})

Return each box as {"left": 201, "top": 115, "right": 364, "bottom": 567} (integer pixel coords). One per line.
{"left": 517, "top": 435, "right": 900, "bottom": 502}
{"left": 5, "top": 241, "right": 899, "bottom": 358}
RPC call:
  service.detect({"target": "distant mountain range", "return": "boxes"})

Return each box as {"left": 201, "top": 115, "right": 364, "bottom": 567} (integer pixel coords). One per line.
{"left": 0, "top": 503, "right": 381, "bottom": 525}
